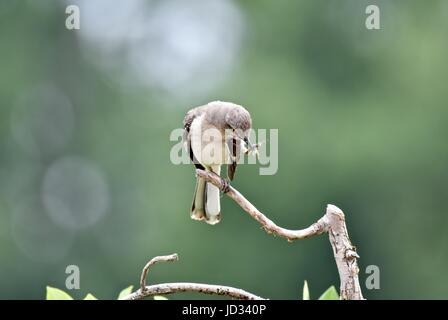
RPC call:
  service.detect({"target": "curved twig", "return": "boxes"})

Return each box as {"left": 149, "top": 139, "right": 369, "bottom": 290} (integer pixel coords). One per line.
{"left": 140, "top": 253, "right": 179, "bottom": 293}
{"left": 122, "top": 253, "right": 265, "bottom": 300}
{"left": 125, "top": 282, "right": 265, "bottom": 300}
{"left": 196, "top": 169, "right": 364, "bottom": 300}
{"left": 196, "top": 169, "right": 328, "bottom": 241}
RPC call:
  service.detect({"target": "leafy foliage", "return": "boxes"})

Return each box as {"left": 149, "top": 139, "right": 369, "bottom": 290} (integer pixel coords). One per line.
{"left": 318, "top": 286, "right": 339, "bottom": 300}
{"left": 45, "top": 286, "right": 167, "bottom": 300}
{"left": 301, "top": 281, "right": 339, "bottom": 300}
{"left": 117, "top": 285, "right": 134, "bottom": 300}
{"left": 46, "top": 286, "right": 73, "bottom": 300}
{"left": 83, "top": 293, "right": 98, "bottom": 300}
{"left": 302, "top": 281, "right": 310, "bottom": 300}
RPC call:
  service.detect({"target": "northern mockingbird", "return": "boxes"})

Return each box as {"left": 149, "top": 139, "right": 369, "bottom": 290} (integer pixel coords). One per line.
{"left": 183, "top": 101, "right": 253, "bottom": 225}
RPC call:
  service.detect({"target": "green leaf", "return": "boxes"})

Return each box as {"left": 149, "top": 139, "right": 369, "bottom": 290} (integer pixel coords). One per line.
{"left": 46, "top": 286, "right": 74, "bottom": 300}
{"left": 83, "top": 293, "right": 98, "bottom": 300}
{"left": 117, "top": 285, "right": 133, "bottom": 300}
{"left": 302, "top": 281, "right": 310, "bottom": 300}
{"left": 153, "top": 295, "right": 168, "bottom": 300}
{"left": 318, "top": 286, "right": 339, "bottom": 300}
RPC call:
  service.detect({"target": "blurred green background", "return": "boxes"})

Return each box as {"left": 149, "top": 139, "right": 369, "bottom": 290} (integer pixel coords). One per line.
{"left": 1, "top": 0, "right": 447, "bottom": 300}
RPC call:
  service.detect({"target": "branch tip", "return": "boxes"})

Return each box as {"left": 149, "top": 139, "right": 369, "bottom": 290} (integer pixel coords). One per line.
{"left": 326, "top": 204, "right": 344, "bottom": 215}
{"left": 140, "top": 253, "right": 179, "bottom": 292}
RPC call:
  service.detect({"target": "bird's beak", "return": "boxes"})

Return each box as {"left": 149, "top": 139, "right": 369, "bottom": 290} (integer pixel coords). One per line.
{"left": 243, "top": 136, "right": 259, "bottom": 158}
{"left": 244, "top": 137, "right": 253, "bottom": 149}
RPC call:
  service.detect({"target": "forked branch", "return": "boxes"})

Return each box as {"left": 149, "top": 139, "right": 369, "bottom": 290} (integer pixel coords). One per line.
{"left": 122, "top": 253, "right": 265, "bottom": 300}
{"left": 196, "top": 169, "right": 364, "bottom": 300}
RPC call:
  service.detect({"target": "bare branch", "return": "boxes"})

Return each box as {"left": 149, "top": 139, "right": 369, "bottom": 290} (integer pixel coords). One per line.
{"left": 325, "top": 205, "right": 364, "bottom": 300}
{"left": 196, "top": 169, "right": 364, "bottom": 300}
{"left": 124, "top": 282, "right": 265, "bottom": 300}
{"left": 140, "top": 253, "right": 179, "bottom": 293}
{"left": 122, "top": 253, "right": 265, "bottom": 300}
{"left": 196, "top": 169, "right": 328, "bottom": 241}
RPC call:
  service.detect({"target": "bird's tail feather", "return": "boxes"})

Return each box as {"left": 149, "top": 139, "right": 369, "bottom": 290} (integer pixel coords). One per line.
{"left": 191, "top": 169, "right": 221, "bottom": 225}
{"left": 191, "top": 177, "right": 206, "bottom": 221}
{"left": 204, "top": 182, "right": 221, "bottom": 225}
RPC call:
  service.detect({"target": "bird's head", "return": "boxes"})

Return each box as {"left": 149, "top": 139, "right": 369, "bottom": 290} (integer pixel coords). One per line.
{"left": 225, "top": 106, "right": 252, "bottom": 139}
{"left": 225, "top": 106, "right": 259, "bottom": 156}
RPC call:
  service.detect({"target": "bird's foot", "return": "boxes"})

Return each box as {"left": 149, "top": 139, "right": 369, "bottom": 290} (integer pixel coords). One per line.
{"left": 220, "top": 177, "right": 230, "bottom": 193}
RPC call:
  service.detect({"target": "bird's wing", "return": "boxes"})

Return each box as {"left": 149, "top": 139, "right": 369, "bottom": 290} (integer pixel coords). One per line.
{"left": 227, "top": 137, "right": 239, "bottom": 181}
{"left": 183, "top": 110, "right": 204, "bottom": 170}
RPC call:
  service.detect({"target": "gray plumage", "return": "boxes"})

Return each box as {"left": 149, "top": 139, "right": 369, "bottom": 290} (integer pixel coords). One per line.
{"left": 183, "top": 101, "right": 252, "bottom": 225}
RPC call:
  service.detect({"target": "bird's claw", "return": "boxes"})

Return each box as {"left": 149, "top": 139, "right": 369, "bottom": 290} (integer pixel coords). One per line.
{"left": 220, "top": 177, "right": 230, "bottom": 193}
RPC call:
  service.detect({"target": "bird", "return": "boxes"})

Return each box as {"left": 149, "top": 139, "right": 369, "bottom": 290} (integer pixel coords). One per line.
{"left": 183, "top": 101, "right": 253, "bottom": 225}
